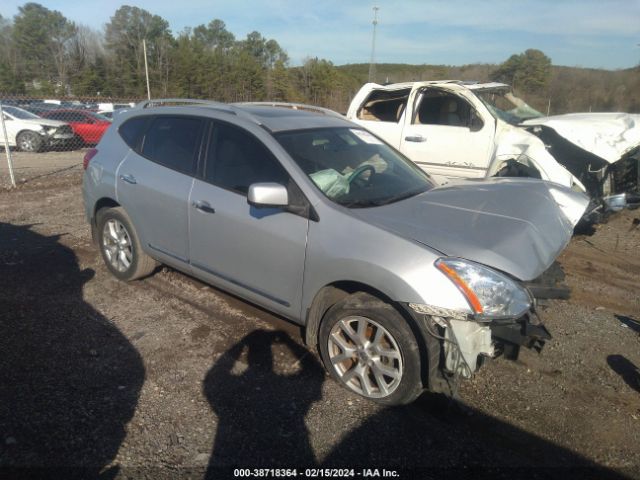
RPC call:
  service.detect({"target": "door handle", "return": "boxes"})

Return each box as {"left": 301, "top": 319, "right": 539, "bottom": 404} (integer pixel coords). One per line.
{"left": 119, "top": 174, "right": 137, "bottom": 185}
{"left": 192, "top": 200, "right": 216, "bottom": 214}
{"left": 405, "top": 135, "right": 426, "bottom": 143}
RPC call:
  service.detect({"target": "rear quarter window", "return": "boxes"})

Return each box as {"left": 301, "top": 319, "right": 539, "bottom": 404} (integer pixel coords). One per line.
{"left": 118, "top": 116, "right": 150, "bottom": 150}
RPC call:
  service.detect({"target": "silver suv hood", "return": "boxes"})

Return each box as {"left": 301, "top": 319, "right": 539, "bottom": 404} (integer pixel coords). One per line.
{"left": 353, "top": 178, "right": 588, "bottom": 281}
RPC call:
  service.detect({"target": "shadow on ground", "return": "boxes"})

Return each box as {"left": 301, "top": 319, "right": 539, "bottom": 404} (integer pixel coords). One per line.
{"left": 205, "top": 330, "right": 632, "bottom": 479}
{"left": 0, "top": 222, "right": 144, "bottom": 478}
{"left": 607, "top": 354, "right": 640, "bottom": 394}
{"left": 203, "top": 329, "right": 324, "bottom": 474}
{"left": 615, "top": 314, "right": 640, "bottom": 335}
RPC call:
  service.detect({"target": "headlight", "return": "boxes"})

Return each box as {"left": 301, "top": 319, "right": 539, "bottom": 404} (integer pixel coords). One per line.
{"left": 435, "top": 257, "right": 531, "bottom": 320}
{"left": 42, "top": 126, "right": 57, "bottom": 134}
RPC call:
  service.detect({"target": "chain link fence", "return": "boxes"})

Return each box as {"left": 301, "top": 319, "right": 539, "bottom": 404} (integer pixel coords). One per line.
{"left": 1, "top": 95, "right": 142, "bottom": 187}
{"left": 0, "top": 95, "right": 142, "bottom": 153}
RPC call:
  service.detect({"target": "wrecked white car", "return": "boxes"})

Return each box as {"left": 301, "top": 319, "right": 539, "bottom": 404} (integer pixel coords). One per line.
{"left": 347, "top": 81, "right": 640, "bottom": 221}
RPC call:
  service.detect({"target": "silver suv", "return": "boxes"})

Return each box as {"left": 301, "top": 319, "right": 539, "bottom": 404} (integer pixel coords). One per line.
{"left": 83, "top": 99, "right": 588, "bottom": 405}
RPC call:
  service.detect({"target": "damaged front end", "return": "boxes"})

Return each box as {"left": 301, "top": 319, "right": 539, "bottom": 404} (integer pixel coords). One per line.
{"left": 477, "top": 87, "right": 640, "bottom": 221}
{"left": 405, "top": 261, "right": 567, "bottom": 394}
{"left": 409, "top": 304, "right": 551, "bottom": 384}
{"left": 586, "top": 151, "right": 640, "bottom": 220}
{"left": 522, "top": 115, "right": 640, "bottom": 222}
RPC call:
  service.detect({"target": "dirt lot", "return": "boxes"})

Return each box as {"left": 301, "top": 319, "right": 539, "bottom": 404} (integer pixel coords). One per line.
{"left": 1, "top": 152, "right": 639, "bottom": 479}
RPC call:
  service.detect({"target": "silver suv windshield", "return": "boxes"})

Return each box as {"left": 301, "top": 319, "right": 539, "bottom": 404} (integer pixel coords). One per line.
{"left": 475, "top": 89, "right": 544, "bottom": 125}
{"left": 275, "top": 127, "right": 434, "bottom": 208}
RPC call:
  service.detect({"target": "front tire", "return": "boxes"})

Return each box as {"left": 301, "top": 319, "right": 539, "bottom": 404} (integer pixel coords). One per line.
{"left": 16, "top": 131, "right": 44, "bottom": 152}
{"left": 318, "top": 292, "right": 424, "bottom": 405}
{"left": 96, "top": 207, "right": 156, "bottom": 281}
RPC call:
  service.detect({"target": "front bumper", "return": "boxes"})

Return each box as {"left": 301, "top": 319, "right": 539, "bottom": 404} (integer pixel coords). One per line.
{"left": 442, "top": 309, "right": 551, "bottom": 378}
{"left": 47, "top": 133, "right": 76, "bottom": 148}
{"left": 405, "top": 263, "right": 568, "bottom": 393}
{"left": 490, "top": 310, "right": 552, "bottom": 359}
{"left": 405, "top": 304, "right": 551, "bottom": 393}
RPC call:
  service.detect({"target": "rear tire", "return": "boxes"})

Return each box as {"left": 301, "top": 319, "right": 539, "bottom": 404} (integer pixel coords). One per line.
{"left": 318, "top": 292, "right": 424, "bottom": 405}
{"left": 96, "top": 207, "right": 157, "bottom": 281}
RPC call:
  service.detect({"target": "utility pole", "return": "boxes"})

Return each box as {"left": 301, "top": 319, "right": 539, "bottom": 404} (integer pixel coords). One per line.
{"left": 368, "top": 6, "right": 379, "bottom": 83}
{"left": 143, "top": 39, "right": 151, "bottom": 100}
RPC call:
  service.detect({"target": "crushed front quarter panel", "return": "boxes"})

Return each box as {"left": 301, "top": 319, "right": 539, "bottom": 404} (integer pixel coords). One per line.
{"left": 489, "top": 122, "right": 579, "bottom": 190}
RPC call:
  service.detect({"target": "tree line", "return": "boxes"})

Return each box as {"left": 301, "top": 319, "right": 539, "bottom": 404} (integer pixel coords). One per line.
{"left": 0, "top": 3, "right": 361, "bottom": 111}
{"left": 1, "top": 3, "right": 638, "bottom": 114}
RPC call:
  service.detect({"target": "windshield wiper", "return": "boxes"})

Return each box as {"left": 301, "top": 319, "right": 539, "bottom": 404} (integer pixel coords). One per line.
{"left": 342, "top": 188, "right": 427, "bottom": 209}
{"left": 341, "top": 199, "right": 381, "bottom": 208}
{"left": 374, "top": 188, "right": 427, "bottom": 206}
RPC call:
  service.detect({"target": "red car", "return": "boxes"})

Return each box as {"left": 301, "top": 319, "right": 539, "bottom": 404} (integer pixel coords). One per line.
{"left": 40, "top": 109, "right": 111, "bottom": 145}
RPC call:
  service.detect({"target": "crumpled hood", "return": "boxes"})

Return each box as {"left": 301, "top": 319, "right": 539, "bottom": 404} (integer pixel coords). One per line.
{"left": 19, "top": 118, "right": 68, "bottom": 128}
{"left": 521, "top": 113, "right": 640, "bottom": 164}
{"left": 353, "top": 178, "right": 589, "bottom": 281}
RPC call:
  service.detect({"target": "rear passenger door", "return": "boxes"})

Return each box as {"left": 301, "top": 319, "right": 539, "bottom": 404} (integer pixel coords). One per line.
{"left": 189, "top": 121, "right": 309, "bottom": 319}
{"left": 117, "top": 115, "right": 204, "bottom": 266}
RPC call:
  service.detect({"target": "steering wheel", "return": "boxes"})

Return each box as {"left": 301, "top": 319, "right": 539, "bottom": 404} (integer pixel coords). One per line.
{"left": 348, "top": 164, "right": 376, "bottom": 184}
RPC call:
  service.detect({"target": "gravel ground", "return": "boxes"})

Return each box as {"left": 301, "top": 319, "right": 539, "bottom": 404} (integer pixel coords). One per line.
{"left": 0, "top": 153, "right": 639, "bottom": 479}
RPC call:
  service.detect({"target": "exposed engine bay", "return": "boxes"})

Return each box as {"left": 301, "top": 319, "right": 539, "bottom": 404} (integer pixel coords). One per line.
{"left": 528, "top": 124, "right": 640, "bottom": 221}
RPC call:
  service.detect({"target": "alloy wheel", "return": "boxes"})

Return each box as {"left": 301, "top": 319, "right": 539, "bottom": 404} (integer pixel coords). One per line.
{"left": 18, "top": 132, "right": 37, "bottom": 151}
{"left": 102, "top": 219, "right": 133, "bottom": 273}
{"left": 327, "top": 316, "right": 403, "bottom": 398}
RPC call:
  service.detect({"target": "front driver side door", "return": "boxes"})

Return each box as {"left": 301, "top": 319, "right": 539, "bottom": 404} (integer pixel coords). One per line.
{"left": 400, "top": 88, "right": 495, "bottom": 179}
{"left": 189, "top": 121, "right": 309, "bottom": 319}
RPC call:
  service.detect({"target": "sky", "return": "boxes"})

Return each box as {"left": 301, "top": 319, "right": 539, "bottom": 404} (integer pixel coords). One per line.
{"left": 1, "top": 0, "right": 639, "bottom": 69}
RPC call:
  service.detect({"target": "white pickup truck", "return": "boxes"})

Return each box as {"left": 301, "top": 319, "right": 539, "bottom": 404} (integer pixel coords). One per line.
{"left": 346, "top": 81, "right": 640, "bottom": 217}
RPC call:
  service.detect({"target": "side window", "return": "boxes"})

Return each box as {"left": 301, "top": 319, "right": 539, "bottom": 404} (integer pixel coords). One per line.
{"left": 357, "top": 89, "right": 411, "bottom": 122}
{"left": 140, "top": 116, "right": 203, "bottom": 176}
{"left": 206, "top": 123, "right": 289, "bottom": 195}
{"left": 119, "top": 116, "right": 149, "bottom": 150}
{"left": 414, "top": 91, "right": 472, "bottom": 128}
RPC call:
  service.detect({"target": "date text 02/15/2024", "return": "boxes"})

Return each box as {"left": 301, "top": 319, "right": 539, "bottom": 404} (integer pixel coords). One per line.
{"left": 233, "top": 469, "right": 400, "bottom": 478}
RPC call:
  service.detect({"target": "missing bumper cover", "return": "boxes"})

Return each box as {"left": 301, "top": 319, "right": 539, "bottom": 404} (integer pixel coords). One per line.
{"left": 491, "top": 313, "right": 552, "bottom": 358}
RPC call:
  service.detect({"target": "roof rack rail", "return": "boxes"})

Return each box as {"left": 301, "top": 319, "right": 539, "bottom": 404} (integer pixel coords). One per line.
{"left": 133, "top": 98, "right": 276, "bottom": 127}
{"left": 236, "top": 102, "right": 344, "bottom": 119}
{"left": 135, "top": 98, "right": 236, "bottom": 114}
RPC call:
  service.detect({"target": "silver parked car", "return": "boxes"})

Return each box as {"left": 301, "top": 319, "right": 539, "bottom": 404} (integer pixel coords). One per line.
{"left": 82, "top": 99, "right": 588, "bottom": 405}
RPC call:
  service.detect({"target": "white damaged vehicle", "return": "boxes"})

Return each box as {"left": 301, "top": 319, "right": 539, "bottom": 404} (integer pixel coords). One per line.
{"left": 347, "top": 81, "right": 640, "bottom": 221}
{"left": 0, "top": 105, "right": 75, "bottom": 152}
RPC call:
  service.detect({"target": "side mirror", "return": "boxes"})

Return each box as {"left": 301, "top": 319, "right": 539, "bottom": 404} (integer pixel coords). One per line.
{"left": 247, "top": 183, "right": 288, "bottom": 208}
